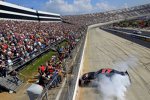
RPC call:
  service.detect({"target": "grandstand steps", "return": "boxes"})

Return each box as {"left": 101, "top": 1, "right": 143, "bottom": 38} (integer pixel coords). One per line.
{"left": 0, "top": 76, "right": 23, "bottom": 93}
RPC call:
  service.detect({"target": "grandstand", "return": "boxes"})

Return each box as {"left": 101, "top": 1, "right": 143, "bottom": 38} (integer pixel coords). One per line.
{"left": 0, "top": 1, "right": 150, "bottom": 100}
{"left": 0, "top": 1, "right": 61, "bottom": 21}
{"left": 63, "top": 3, "right": 150, "bottom": 25}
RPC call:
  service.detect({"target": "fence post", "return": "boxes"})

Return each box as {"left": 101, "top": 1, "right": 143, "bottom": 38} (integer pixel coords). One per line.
{"left": 45, "top": 88, "right": 48, "bottom": 100}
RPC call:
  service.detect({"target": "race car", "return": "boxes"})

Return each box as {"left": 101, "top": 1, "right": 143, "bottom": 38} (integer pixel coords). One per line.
{"left": 79, "top": 68, "right": 131, "bottom": 87}
{"left": 79, "top": 71, "right": 95, "bottom": 87}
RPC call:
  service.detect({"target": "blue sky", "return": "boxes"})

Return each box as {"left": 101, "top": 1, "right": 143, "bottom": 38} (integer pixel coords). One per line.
{"left": 5, "top": 0, "right": 150, "bottom": 15}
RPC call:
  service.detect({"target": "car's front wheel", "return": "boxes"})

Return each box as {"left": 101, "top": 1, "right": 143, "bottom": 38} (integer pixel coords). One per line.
{"left": 79, "top": 79, "right": 85, "bottom": 87}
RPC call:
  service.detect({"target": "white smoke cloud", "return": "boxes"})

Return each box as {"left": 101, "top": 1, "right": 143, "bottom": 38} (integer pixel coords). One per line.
{"left": 96, "top": 73, "right": 131, "bottom": 100}
{"left": 113, "top": 56, "right": 138, "bottom": 72}
{"left": 94, "top": 56, "right": 138, "bottom": 100}
{"left": 44, "top": 0, "right": 116, "bottom": 15}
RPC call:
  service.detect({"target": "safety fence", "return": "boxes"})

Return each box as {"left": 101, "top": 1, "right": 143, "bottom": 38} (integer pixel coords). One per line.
{"left": 36, "top": 75, "right": 59, "bottom": 100}
{"left": 66, "top": 33, "right": 86, "bottom": 100}
{"left": 35, "top": 29, "right": 87, "bottom": 100}
{"left": 54, "top": 30, "right": 86, "bottom": 100}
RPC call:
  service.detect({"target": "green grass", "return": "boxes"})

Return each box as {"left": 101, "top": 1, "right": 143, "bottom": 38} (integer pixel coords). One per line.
{"left": 19, "top": 50, "right": 56, "bottom": 81}
{"left": 19, "top": 40, "right": 68, "bottom": 82}
{"left": 58, "top": 40, "right": 68, "bottom": 47}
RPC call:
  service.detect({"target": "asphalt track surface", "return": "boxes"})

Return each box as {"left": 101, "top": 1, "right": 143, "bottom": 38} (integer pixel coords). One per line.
{"left": 77, "top": 27, "right": 150, "bottom": 100}
{"left": 110, "top": 28, "right": 150, "bottom": 37}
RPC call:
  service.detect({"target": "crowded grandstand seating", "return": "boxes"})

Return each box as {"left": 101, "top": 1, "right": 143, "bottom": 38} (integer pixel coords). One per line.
{"left": 0, "top": 21, "right": 61, "bottom": 71}
{"left": 0, "top": 1, "right": 150, "bottom": 93}
{"left": 63, "top": 3, "right": 150, "bottom": 26}
{"left": 0, "top": 21, "right": 82, "bottom": 72}
{"left": 1, "top": 3, "right": 150, "bottom": 77}
{"left": 112, "top": 15, "right": 150, "bottom": 30}
{"left": 0, "top": 19, "right": 85, "bottom": 92}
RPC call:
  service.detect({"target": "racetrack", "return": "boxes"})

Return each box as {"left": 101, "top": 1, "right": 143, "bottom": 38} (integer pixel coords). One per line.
{"left": 76, "top": 27, "right": 150, "bottom": 100}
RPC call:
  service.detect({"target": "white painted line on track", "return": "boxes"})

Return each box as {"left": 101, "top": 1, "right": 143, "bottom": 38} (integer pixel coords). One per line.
{"left": 55, "top": 78, "right": 66, "bottom": 100}
{"left": 73, "top": 31, "right": 89, "bottom": 100}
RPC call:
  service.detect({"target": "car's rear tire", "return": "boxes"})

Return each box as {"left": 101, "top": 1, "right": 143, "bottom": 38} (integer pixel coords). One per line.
{"left": 79, "top": 79, "right": 82, "bottom": 87}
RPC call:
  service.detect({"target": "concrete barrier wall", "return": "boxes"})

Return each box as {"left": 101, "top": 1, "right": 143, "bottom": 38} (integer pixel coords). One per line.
{"left": 0, "top": 1, "right": 61, "bottom": 21}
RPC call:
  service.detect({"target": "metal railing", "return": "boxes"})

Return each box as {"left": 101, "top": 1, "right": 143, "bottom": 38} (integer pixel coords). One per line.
{"left": 35, "top": 28, "right": 87, "bottom": 100}
{"left": 37, "top": 75, "right": 59, "bottom": 100}
{"left": 66, "top": 33, "right": 86, "bottom": 100}
{"left": 7, "top": 39, "right": 65, "bottom": 73}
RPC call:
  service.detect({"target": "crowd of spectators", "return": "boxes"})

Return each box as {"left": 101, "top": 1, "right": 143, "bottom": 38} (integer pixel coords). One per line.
{"left": 0, "top": 2, "right": 150, "bottom": 89}
{"left": 0, "top": 20, "right": 85, "bottom": 78}
{"left": 37, "top": 39, "right": 77, "bottom": 87}
{"left": 38, "top": 55, "right": 64, "bottom": 87}
{"left": 36, "top": 3, "right": 150, "bottom": 88}
{"left": 63, "top": 3, "right": 150, "bottom": 26}
{"left": 0, "top": 21, "right": 58, "bottom": 77}
{"left": 112, "top": 16, "right": 150, "bottom": 29}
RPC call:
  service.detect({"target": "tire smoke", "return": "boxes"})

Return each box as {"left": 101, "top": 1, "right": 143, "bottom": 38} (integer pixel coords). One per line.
{"left": 96, "top": 56, "right": 138, "bottom": 100}
{"left": 113, "top": 56, "right": 138, "bottom": 72}
{"left": 97, "top": 74, "right": 131, "bottom": 100}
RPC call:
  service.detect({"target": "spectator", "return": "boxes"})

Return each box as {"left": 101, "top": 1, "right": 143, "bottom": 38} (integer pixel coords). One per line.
{"left": 7, "top": 58, "right": 13, "bottom": 71}
{"left": 0, "top": 61, "right": 7, "bottom": 77}
{"left": 38, "top": 65, "right": 45, "bottom": 75}
{"left": 10, "top": 70, "right": 19, "bottom": 85}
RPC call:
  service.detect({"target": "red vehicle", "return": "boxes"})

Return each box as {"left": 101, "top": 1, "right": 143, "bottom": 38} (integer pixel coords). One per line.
{"left": 79, "top": 68, "right": 131, "bottom": 87}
